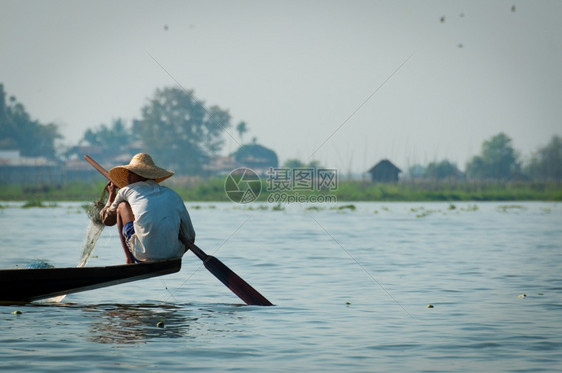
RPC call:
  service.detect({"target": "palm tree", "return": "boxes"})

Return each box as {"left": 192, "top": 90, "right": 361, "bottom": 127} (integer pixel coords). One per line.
{"left": 236, "top": 121, "right": 248, "bottom": 144}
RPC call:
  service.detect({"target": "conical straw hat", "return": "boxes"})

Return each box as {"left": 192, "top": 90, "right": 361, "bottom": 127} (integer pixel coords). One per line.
{"left": 109, "top": 153, "right": 174, "bottom": 187}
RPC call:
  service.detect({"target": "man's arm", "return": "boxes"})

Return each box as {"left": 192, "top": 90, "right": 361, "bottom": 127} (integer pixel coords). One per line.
{"left": 179, "top": 205, "right": 196, "bottom": 245}
{"left": 99, "top": 182, "right": 118, "bottom": 226}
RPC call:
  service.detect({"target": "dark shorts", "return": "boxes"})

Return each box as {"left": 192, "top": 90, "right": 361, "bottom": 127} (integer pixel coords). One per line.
{"left": 122, "top": 221, "right": 135, "bottom": 241}
{"left": 122, "top": 221, "right": 140, "bottom": 263}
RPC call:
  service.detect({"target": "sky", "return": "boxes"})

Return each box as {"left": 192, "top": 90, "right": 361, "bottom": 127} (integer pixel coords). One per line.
{"left": 1, "top": 0, "right": 561, "bottom": 174}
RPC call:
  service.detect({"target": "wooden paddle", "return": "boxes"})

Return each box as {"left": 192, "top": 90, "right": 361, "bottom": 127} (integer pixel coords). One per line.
{"left": 85, "top": 155, "right": 124, "bottom": 188}
{"left": 84, "top": 155, "right": 273, "bottom": 306}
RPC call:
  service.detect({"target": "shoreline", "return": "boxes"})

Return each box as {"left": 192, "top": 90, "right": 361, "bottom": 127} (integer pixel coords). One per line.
{"left": 1, "top": 179, "right": 561, "bottom": 202}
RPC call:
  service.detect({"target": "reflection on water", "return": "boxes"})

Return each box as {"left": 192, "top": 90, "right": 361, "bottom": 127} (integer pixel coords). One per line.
{"left": 80, "top": 303, "right": 244, "bottom": 345}
{"left": 83, "top": 303, "right": 191, "bottom": 344}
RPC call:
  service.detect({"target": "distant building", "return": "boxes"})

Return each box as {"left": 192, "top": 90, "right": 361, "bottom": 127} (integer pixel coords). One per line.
{"left": 203, "top": 156, "right": 239, "bottom": 176}
{"left": 63, "top": 142, "right": 143, "bottom": 182}
{"left": 62, "top": 159, "right": 100, "bottom": 183}
{"left": 0, "top": 150, "right": 62, "bottom": 185}
{"left": 367, "top": 159, "right": 401, "bottom": 183}
{"left": 232, "top": 143, "right": 278, "bottom": 175}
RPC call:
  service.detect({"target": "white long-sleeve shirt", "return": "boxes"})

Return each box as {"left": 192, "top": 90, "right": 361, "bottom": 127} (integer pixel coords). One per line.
{"left": 101, "top": 180, "right": 195, "bottom": 261}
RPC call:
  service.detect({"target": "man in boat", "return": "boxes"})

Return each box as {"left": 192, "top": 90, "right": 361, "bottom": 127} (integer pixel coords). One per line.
{"left": 100, "top": 153, "right": 196, "bottom": 264}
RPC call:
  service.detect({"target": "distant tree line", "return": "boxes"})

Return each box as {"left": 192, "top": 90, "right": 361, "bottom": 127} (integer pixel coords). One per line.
{"left": 524, "top": 135, "right": 562, "bottom": 182}
{"left": 408, "top": 132, "right": 562, "bottom": 182}
{"left": 66, "top": 87, "right": 270, "bottom": 176}
{"left": 65, "top": 118, "right": 138, "bottom": 164}
{"left": 64, "top": 86, "right": 234, "bottom": 175}
{"left": 1, "top": 82, "right": 560, "bottom": 181}
{"left": 0, "top": 84, "right": 62, "bottom": 159}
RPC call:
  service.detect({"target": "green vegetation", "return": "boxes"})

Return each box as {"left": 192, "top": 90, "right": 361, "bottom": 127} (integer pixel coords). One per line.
{"left": 135, "top": 87, "right": 231, "bottom": 175}
{"left": 525, "top": 135, "right": 562, "bottom": 181}
{"left": 466, "top": 132, "right": 520, "bottom": 180}
{"left": 0, "top": 84, "right": 62, "bottom": 159}
{"left": 272, "top": 203, "right": 285, "bottom": 211}
{"left": 331, "top": 180, "right": 561, "bottom": 201}
{"left": 411, "top": 160, "right": 461, "bottom": 180}
{"left": 21, "top": 200, "right": 58, "bottom": 208}
{"left": 2, "top": 81, "right": 561, "bottom": 187}
{"left": 1, "top": 179, "right": 560, "bottom": 202}
{"left": 496, "top": 204, "right": 526, "bottom": 212}
{"left": 0, "top": 181, "right": 109, "bottom": 202}
{"left": 407, "top": 133, "right": 562, "bottom": 183}
{"left": 66, "top": 118, "right": 137, "bottom": 164}
{"left": 1, "top": 92, "right": 561, "bottom": 204}
{"left": 336, "top": 204, "right": 356, "bottom": 211}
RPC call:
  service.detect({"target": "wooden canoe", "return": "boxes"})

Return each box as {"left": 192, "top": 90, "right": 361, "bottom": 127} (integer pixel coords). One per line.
{"left": 0, "top": 259, "right": 181, "bottom": 303}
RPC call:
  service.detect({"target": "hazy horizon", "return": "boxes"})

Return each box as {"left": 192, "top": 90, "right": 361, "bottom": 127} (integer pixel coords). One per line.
{"left": 1, "top": 0, "right": 560, "bottom": 173}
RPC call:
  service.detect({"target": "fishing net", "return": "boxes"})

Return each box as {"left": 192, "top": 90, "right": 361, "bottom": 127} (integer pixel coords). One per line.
{"left": 26, "top": 259, "right": 55, "bottom": 269}
{"left": 78, "top": 187, "right": 108, "bottom": 267}
{"left": 85, "top": 187, "right": 108, "bottom": 225}
{"left": 78, "top": 220, "right": 106, "bottom": 267}
{"left": 50, "top": 187, "right": 109, "bottom": 302}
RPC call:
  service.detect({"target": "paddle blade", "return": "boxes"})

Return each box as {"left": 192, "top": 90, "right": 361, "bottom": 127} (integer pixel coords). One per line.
{"left": 203, "top": 255, "right": 273, "bottom": 306}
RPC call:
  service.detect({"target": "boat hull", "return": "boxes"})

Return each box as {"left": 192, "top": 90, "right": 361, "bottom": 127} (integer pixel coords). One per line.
{"left": 0, "top": 259, "right": 182, "bottom": 303}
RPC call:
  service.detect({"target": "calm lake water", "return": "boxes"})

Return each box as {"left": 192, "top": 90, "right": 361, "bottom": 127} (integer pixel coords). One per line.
{"left": 1, "top": 201, "right": 561, "bottom": 372}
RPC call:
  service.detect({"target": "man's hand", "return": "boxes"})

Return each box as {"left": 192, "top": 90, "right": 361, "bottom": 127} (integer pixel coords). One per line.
{"left": 105, "top": 181, "right": 117, "bottom": 202}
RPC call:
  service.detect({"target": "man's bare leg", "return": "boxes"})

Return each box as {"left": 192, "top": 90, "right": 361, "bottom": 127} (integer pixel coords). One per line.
{"left": 116, "top": 201, "right": 136, "bottom": 264}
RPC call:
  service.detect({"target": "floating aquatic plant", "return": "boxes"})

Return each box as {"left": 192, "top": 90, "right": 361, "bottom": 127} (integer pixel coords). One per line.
{"left": 233, "top": 204, "right": 269, "bottom": 211}
{"left": 272, "top": 203, "right": 285, "bottom": 211}
{"left": 332, "top": 204, "right": 356, "bottom": 211}
{"left": 190, "top": 205, "right": 217, "bottom": 210}
{"left": 250, "top": 205, "right": 269, "bottom": 210}
{"left": 305, "top": 206, "right": 325, "bottom": 211}
{"left": 416, "top": 209, "right": 441, "bottom": 218}
{"left": 22, "top": 200, "right": 58, "bottom": 208}
{"left": 497, "top": 205, "right": 526, "bottom": 212}
{"left": 461, "top": 204, "right": 478, "bottom": 212}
